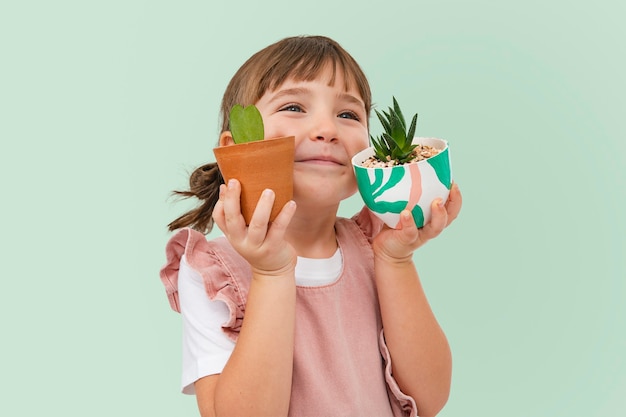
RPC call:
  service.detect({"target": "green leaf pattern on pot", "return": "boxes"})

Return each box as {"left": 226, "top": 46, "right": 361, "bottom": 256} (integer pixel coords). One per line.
{"left": 355, "top": 166, "right": 413, "bottom": 221}
{"left": 411, "top": 204, "right": 425, "bottom": 227}
{"left": 427, "top": 148, "right": 452, "bottom": 190}
{"left": 369, "top": 167, "right": 404, "bottom": 200}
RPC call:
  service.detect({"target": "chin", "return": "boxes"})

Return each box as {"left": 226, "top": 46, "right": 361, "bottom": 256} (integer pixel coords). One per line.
{"left": 294, "top": 181, "right": 356, "bottom": 207}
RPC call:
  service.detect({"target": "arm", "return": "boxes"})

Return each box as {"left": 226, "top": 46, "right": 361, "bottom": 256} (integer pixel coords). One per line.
{"left": 196, "top": 180, "right": 297, "bottom": 417}
{"left": 200, "top": 271, "right": 296, "bottom": 417}
{"left": 372, "top": 183, "right": 462, "bottom": 417}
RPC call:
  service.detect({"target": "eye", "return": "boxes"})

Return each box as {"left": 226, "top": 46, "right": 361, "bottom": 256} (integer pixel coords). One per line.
{"left": 279, "top": 103, "right": 303, "bottom": 113}
{"left": 338, "top": 111, "right": 360, "bottom": 121}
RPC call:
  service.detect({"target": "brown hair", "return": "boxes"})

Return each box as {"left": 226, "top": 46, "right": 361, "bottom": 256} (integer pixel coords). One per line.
{"left": 168, "top": 35, "right": 372, "bottom": 233}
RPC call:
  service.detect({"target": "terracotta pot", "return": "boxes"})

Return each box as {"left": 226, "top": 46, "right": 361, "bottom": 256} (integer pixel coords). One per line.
{"left": 352, "top": 137, "right": 452, "bottom": 229}
{"left": 213, "top": 136, "right": 295, "bottom": 224}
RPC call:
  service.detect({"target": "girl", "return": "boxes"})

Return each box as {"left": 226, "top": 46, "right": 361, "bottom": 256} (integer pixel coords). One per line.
{"left": 160, "top": 35, "right": 462, "bottom": 417}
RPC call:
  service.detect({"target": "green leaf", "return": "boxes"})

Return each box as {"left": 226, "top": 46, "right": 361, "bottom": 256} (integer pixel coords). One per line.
{"left": 389, "top": 113, "right": 406, "bottom": 148}
{"left": 381, "top": 133, "right": 395, "bottom": 154}
{"left": 229, "top": 104, "right": 264, "bottom": 144}
{"left": 392, "top": 97, "right": 406, "bottom": 130}
{"left": 376, "top": 109, "right": 392, "bottom": 135}
{"left": 406, "top": 113, "right": 418, "bottom": 144}
{"left": 371, "top": 136, "right": 385, "bottom": 159}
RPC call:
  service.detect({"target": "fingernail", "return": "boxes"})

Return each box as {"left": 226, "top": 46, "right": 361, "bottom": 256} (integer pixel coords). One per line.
{"left": 437, "top": 199, "right": 445, "bottom": 208}
{"left": 228, "top": 179, "right": 236, "bottom": 189}
{"left": 262, "top": 189, "right": 274, "bottom": 197}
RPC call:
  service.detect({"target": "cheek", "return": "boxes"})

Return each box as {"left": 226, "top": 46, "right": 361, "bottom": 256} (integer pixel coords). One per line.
{"left": 262, "top": 123, "right": 284, "bottom": 139}
{"left": 347, "top": 130, "right": 370, "bottom": 154}
{"left": 262, "top": 119, "right": 296, "bottom": 140}
{"left": 257, "top": 110, "right": 285, "bottom": 139}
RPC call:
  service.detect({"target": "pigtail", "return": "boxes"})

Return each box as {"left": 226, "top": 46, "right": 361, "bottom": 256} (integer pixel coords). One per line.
{"left": 167, "top": 162, "right": 224, "bottom": 234}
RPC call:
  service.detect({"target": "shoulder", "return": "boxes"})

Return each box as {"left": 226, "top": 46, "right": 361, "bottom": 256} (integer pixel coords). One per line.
{"left": 337, "top": 206, "right": 385, "bottom": 244}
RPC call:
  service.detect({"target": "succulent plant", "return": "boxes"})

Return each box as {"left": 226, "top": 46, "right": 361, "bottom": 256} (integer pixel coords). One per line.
{"left": 370, "top": 97, "right": 418, "bottom": 164}
{"left": 229, "top": 104, "right": 264, "bottom": 144}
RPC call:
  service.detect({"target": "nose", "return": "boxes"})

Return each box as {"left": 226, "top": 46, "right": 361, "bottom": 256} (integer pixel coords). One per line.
{"left": 310, "top": 113, "right": 338, "bottom": 143}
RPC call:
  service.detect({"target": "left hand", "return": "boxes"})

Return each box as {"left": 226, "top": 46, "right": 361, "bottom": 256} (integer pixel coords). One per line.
{"left": 372, "top": 182, "right": 462, "bottom": 262}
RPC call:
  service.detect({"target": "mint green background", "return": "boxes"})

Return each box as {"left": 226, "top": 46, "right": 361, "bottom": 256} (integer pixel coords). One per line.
{"left": 1, "top": 1, "right": 624, "bottom": 416}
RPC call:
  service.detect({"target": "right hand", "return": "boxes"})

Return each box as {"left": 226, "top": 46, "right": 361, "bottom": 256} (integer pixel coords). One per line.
{"left": 212, "top": 179, "right": 297, "bottom": 277}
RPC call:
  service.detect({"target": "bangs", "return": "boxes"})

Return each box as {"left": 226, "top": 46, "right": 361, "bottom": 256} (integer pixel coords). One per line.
{"left": 264, "top": 53, "right": 357, "bottom": 92}
{"left": 255, "top": 37, "right": 370, "bottom": 113}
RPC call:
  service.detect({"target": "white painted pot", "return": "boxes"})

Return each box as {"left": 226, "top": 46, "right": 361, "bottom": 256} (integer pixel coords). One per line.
{"left": 352, "top": 137, "right": 452, "bottom": 229}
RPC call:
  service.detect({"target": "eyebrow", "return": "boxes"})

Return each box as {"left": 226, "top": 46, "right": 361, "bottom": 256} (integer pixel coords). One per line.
{"left": 266, "top": 87, "right": 310, "bottom": 104}
{"left": 267, "top": 87, "right": 365, "bottom": 109}
{"left": 337, "top": 92, "right": 366, "bottom": 109}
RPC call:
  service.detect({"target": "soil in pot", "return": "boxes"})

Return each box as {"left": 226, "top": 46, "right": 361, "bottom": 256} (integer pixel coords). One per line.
{"left": 359, "top": 143, "right": 442, "bottom": 168}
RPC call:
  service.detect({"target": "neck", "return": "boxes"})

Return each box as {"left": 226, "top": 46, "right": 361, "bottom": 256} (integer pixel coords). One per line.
{"left": 285, "top": 205, "right": 338, "bottom": 258}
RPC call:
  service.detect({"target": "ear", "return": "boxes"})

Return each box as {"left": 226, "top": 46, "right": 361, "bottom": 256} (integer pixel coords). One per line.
{"left": 219, "top": 131, "right": 235, "bottom": 146}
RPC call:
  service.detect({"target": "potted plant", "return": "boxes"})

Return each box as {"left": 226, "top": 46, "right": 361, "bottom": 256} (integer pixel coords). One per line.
{"left": 213, "top": 104, "right": 295, "bottom": 224}
{"left": 352, "top": 97, "right": 452, "bottom": 228}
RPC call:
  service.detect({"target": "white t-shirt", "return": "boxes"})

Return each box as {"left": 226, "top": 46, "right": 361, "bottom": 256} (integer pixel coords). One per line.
{"left": 178, "top": 249, "right": 343, "bottom": 394}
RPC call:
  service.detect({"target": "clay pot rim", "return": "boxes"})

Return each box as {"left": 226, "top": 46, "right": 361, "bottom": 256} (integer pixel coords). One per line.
{"left": 213, "top": 135, "right": 295, "bottom": 152}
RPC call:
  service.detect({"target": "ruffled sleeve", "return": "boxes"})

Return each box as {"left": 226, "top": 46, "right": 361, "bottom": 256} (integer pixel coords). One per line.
{"left": 379, "top": 331, "right": 419, "bottom": 416}
{"left": 159, "top": 228, "right": 252, "bottom": 341}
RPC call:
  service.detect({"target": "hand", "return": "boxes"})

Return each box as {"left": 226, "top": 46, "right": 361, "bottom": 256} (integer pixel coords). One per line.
{"left": 372, "top": 182, "right": 462, "bottom": 262}
{"left": 213, "top": 179, "right": 298, "bottom": 276}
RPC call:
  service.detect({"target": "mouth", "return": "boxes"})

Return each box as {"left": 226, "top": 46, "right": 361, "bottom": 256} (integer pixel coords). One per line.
{"left": 296, "top": 156, "right": 345, "bottom": 166}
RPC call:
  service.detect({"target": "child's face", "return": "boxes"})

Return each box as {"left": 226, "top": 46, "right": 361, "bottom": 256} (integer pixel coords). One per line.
{"left": 254, "top": 66, "right": 369, "bottom": 209}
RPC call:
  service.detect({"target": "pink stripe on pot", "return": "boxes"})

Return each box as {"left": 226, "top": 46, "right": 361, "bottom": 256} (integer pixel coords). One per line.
{"left": 394, "top": 163, "right": 423, "bottom": 228}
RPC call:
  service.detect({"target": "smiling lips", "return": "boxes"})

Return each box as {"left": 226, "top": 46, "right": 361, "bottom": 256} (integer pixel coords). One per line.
{"left": 296, "top": 156, "right": 345, "bottom": 166}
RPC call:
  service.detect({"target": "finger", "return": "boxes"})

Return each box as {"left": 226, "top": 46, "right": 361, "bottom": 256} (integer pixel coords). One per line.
{"left": 266, "top": 199, "right": 297, "bottom": 240}
{"left": 444, "top": 182, "right": 463, "bottom": 226}
{"left": 222, "top": 179, "right": 246, "bottom": 240}
{"left": 212, "top": 184, "right": 227, "bottom": 232}
{"left": 397, "top": 210, "right": 419, "bottom": 243}
{"left": 421, "top": 198, "right": 447, "bottom": 240}
{"left": 246, "top": 189, "right": 275, "bottom": 245}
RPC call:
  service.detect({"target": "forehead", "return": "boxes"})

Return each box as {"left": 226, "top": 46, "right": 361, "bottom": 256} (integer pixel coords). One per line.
{"left": 246, "top": 49, "right": 371, "bottom": 118}
{"left": 275, "top": 62, "right": 360, "bottom": 96}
